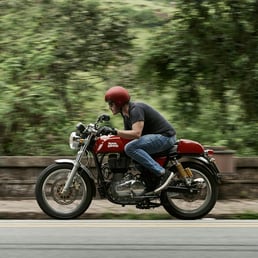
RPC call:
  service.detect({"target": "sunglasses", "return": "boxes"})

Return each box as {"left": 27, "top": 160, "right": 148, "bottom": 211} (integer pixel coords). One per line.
{"left": 108, "top": 102, "right": 115, "bottom": 107}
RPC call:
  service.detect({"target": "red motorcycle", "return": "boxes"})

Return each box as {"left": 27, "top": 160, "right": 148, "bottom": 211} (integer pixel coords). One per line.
{"left": 35, "top": 114, "right": 221, "bottom": 219}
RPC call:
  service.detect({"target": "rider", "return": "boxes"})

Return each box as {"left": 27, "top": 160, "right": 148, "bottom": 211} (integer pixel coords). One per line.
{"left": 102, "top": 86, "right": 177, "bottom": 191}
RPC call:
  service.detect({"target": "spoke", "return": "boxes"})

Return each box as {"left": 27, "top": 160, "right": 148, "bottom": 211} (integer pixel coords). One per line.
{"left": 168, "top": 169, "right": 212, "bottom": 213}
{"left": 42, "top": 170, "right": 87, "bottom": 214}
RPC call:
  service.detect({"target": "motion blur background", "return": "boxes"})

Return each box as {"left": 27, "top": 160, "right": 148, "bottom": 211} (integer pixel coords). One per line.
{"left": 1, "top": 0, "right": 258, "bottom": 156}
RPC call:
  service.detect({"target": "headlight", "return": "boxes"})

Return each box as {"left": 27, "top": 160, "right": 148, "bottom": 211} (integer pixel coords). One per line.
{"left": 69, "top": 132, "right": 81, "bottom": 150}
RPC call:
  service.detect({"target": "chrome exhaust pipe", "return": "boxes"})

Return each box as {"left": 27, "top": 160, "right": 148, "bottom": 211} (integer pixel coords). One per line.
{"left": 154, "top": 172, "right": 175, "bottom": 193}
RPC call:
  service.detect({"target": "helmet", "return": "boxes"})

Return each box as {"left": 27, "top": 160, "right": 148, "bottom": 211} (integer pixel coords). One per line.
{"left": 104, "top": 86, "right": 130, "bottom": 108}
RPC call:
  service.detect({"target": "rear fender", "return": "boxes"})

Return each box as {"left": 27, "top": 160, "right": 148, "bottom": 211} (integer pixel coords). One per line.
{"left": 55, "top": 159, "right": 96, "bottom": 196}
{"left": 178, "top": 156, "right": 221, "bottom": 183}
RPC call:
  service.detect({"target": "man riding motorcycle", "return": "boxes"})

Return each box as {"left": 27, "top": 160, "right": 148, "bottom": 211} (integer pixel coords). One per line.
{"left": 101, "top": 86, "right": 177, "bottom": 191}
{"left": 35, "top": 86, "right": 220, "bottom": 219}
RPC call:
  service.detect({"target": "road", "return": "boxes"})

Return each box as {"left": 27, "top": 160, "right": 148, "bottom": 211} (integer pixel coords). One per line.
{"left": 0, "top": 220, "right": 258, "bottom": 258}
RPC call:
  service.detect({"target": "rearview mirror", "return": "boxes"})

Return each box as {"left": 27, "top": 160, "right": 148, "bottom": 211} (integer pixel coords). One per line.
{"left": 97, "top": 114, "right": 110, "bottom": 123}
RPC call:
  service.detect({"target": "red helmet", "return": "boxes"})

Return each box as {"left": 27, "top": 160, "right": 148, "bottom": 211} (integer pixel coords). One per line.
{"left": 105, "top": 86, "right": 130, "bottom": 108}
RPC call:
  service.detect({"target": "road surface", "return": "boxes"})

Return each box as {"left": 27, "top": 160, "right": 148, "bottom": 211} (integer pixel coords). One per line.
{"left": 0, "top": 220, "right": 257, "bottom": 258}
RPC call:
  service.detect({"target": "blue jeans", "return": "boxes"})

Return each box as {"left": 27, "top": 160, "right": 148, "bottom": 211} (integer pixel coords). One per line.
{"left": 124, "top": 134, "right": 177, "bottom": 176}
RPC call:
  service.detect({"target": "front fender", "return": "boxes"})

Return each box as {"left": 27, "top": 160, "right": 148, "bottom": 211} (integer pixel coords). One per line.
{"left": 55, "top": 159, "right": 75, "bottom": 165}
{"left": 55, "top": 159, "right": 96, "bottom": 196}
{"left": 178, "top": 156, "right": 221, "bottom": 183}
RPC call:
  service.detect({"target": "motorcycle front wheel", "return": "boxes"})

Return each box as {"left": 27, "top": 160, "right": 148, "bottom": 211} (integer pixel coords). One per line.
{"left": 35, "top": 163, "right": 93, "bottom": 219}
{"left": 160, "top": 162, "right": 218, "bottom": 220}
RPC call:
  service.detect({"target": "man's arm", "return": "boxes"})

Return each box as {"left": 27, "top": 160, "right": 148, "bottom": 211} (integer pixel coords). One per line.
{"left": 116, "top": 121, "right": 144, "bottom": 139}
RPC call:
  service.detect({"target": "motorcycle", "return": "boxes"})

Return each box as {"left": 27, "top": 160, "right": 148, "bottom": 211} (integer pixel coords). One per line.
{"left": 35, "top": 114, "right": 221, "bottom": 220}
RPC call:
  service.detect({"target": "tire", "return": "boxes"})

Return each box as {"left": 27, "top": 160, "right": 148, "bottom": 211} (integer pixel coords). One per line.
{"left": 35, "top": 163, "right": 93, "bottom": 219}
{"left": 160, "top": 162, "right": 218, "bottom": 220}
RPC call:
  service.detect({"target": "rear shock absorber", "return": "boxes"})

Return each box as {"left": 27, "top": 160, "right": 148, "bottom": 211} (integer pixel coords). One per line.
{"left": 174, "top": 159, "right": 193, "bottom": 185}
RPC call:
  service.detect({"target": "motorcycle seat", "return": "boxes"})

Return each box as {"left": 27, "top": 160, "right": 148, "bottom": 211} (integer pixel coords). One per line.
{"left": 151, "top": 141, "right": 178, "bottom": 157}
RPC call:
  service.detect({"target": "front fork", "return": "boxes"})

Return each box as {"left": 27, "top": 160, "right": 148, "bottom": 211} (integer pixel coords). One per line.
{"left": 61, "top": 150, "right": 84, "bottom": 194}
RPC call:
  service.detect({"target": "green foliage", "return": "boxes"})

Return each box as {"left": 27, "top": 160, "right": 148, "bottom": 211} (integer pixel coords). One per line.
{"left": 140, "top": 0, "right": 258, "bottom": 119}
{"left": 117, "top": 7, "right": 169, "bottom": 28}
{"left": 0, "top": 0, "right": 132, "bottom": 155}
{"left": 139, "top": 0, "right": 258, "bottom": 154}
{"left": 1, "top": 0, "right": 258, "bottom": 156}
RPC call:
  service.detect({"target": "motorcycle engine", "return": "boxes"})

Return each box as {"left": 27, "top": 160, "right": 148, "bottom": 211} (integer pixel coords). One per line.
{"left": 103, "top": 154, "right": 146, "bottom": 202}
{"left": 112, "top": 173, "right": 145, "bottom": 197}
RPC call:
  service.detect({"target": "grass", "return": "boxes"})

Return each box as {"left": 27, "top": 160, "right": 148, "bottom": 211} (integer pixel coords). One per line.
{"left": 79, "top": 211, "right": 258, "bottom": 220}
{"left": 94, "top": 212, "right": 173, "bottom": 220}
{"left": 231, "top": 212, "right": 258, "bottom": 220}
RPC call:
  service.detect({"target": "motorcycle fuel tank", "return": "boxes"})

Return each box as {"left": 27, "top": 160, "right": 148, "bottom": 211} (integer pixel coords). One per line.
{"left": 93, "top": 135, "right": 131, "bottom": 153}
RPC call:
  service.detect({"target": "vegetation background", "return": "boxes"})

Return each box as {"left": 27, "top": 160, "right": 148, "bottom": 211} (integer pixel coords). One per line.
{"left": 1, "top": 0, "right": 258, "bottom": 156}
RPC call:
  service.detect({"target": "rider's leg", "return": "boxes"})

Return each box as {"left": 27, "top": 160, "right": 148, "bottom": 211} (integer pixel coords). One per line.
{"left": 124, "top": 134, "right": 176, "bottom": 176}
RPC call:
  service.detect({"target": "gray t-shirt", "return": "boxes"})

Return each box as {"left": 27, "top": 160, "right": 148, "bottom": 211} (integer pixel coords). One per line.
{"left": 122, "top": 102, "right": 176, "bottom": 137}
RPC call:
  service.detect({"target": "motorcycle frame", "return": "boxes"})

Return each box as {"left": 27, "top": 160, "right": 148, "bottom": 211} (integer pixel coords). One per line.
{"left": 56, "top": 133, "right": 220, "bottom": 201}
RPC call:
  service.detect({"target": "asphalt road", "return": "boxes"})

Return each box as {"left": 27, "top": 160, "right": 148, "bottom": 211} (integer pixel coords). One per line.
{"left": 0, "top": 220, "right": 258, "bottom": 258}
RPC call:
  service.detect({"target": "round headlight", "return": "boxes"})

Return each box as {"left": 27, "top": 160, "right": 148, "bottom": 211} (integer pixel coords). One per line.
{"left": 69, "top": 132, "right": 81, "bottom": 150}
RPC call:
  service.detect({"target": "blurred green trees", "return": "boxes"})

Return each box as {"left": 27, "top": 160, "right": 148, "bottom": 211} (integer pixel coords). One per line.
{"left": 0, "top": 0, "right": 258, "bottom": 155}
{"left": 0, "top": 0, "right": 132, "bottom": 154}
{"left": 141, "top": 0, "right": 258, "bottom": 118}
{"left": 139, "top": 0, "right": 258, "bottom": 154}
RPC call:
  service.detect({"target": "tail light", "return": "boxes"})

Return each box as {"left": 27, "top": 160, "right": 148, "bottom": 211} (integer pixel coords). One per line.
{"left": 205, "top": 149, "right": 214, "bottom": 157}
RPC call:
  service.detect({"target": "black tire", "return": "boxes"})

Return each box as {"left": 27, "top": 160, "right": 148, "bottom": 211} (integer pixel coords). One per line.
{"left": 160, "top": 162, "right": 218, "bottom": 220}
{"left": 35, "top": 163, "right": 93, "bottom": 219}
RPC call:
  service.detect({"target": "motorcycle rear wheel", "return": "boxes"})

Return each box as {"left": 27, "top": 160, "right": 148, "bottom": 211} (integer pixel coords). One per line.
{"left": 160, "top": 162, "right": 218, "bottom": 220}
{"left": 35, "top": 163, "right": 93, "bottom": 219}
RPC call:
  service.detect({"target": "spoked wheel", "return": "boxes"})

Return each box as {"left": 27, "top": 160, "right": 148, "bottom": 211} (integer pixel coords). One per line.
{"left": 160, "top": 163, "right": 218, "bottom": 220}
{"left": 35, "top": 163, "right": 93, "bottom": 219}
